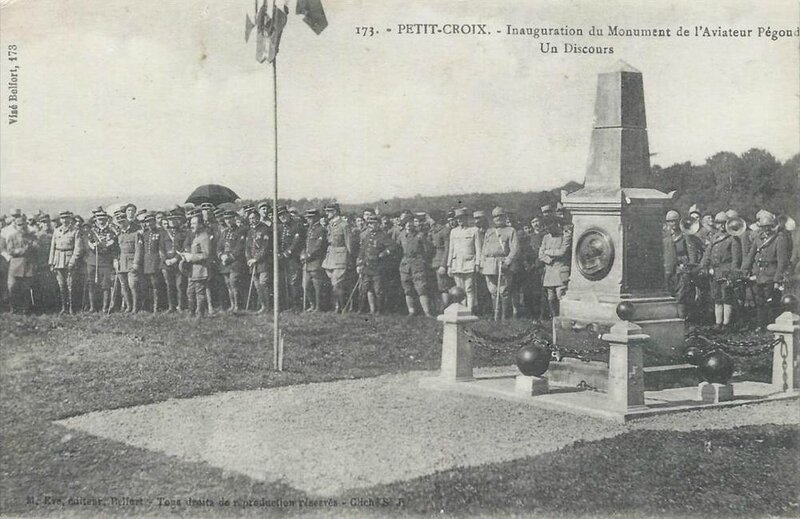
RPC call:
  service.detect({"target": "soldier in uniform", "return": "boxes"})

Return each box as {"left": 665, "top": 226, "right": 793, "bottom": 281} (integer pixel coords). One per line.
{"left": 4, "top": 212, "right": 38, "bottom": 314}
{"left": 481, "top": 207, "right": 520, "bottom": 320}
{"left": 245, "top": 209, "right": 272, "bottom": 313}
{"left": 525, "top": 215, "right": 547, "bottom": 321}
{"left": 161, "top": 208, "right": 188, "bottom": 312}
{"left": 277, "top": 206, "right": 304, "bottom": 311}
{"left": 322, "top": 203, "right": 353, "bottom": 313}
{"left": 113, "top": 211, "right": 142, "bottom": 313}
{"left": 140, "top": 213, "right": 164, "bottom": 312}
{"left": 179, "top": 212, "right": 212, "bottom": 318}
{"left": 398, "top": 214, "right": 434, "bottom": 317}
{"left": 356, "top": 214, "right": 394, "bottom": 314}
{"left": 32, "top": 214, "right": 56, "bottom": 311}
{"left": 539, "top": 216, "right": 572, "bottom": 319}
{"left": 218, "top": 209, "right": 246, "bottom": 312}
{"left": 446, "top": 207, "right": 482, "bottom": 312}
{"left": 199, "top": 203, "right": 219, "bottom": 315}
{"left": 432, "top": 210, "right": 456, "bottom": 310}
{"left": 663, "top": 210, "right": 703, "bottom": 321}
{"left": 125, "top": 204, "right": 140, "bottom": 231}
{"left": 301, "top": 208, "right": 327, "bottom": 312}
{"left": 742, "top": 211, "right": 790, "bottom": 328}
{"left": 258, "top": 202, "right": 272, "bottom": 227}
{"left": 700, "top": 212, "right": 742, "bottom": 330}
{"left": 85, "top": 209, "right": 118, "bottom": 313}
{"left": 472, "top": 209, "right": 490, "bottom": 316}
{"left": 48, "top": 211, "right": 83, "bottom": 314}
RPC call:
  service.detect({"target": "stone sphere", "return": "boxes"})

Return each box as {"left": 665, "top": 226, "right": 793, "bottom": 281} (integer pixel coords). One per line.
{"left": 781, "top": 294, "right": 799, "bottom": 313}
{"left": 684, "top": 346, "right": 704, "bottom": 366}
{"left": 516, "top": 344, "right": 551, "bottom": 377}
{"left": 698, "top": 350, "right": 734, "bottom": 384}
{"left": 616, "top": 301, "right": 635, "bottom": 321}
{"left": 447, "top": 286, "right": 466, "bottom": 304}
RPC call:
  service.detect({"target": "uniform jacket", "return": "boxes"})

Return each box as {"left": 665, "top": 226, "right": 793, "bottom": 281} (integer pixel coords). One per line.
{"left": 140, "top": 228, "right": 164, "bottom": 275}
{"left": 357, "top": 228, "right": 394, "bottom": 273}
{"left": 431, "top": 224, "right": 452, "bottom": 269}
{"left": 4, "top": 226, "right": 38, "bottom": 278}
{"left": 323, "top": 217, "right": 352, "bottom": 270}
{"left": 663, "top": 232, "right": 703, "bottom": 278}
{"left": 278, "top": 221, "right": 303, "bottom": 259}
{"left": 218, "top": 225, "right": 246, "bottom": 274}
{"left": 245, "top": 222, "right": 272, "bottom": 275}
{"left": 160, "top": 228, "right": 187, "bottom": 269}
{"left": 446, "top": 226, "right": 482, "bottom": 275}
{"left": 539, "top": 229, "right": 572, "bottom": 287}
{"left": 34, "top": 230, "right": 53, "bottom": 272}
{"left": 184, "top": 229, "right": 212, "bottom": 280}
{"left": 85, "top": 225, "right": 117, "bottom": 269}
{"left": 116, "top": 228, "right": 142, "bottom": 273}
{"left": 399, "top": 230, "right": 432, "bottom": 274}
{"left": 481, "top": 226, "right": 519, "bottom": 276}
{"left": 49, "top": 224, "right": 82, "bottom": 269}
{"left": 742, "top": 231, "right": 789, "bottom": 284}
{"left": 302, "top": 221, "right": 327, "bottom": 272}
{"left": 701, "top": 232, "right": 741, "bottom": 280}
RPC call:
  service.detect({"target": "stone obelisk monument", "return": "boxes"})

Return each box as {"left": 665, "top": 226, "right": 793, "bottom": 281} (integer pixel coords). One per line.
{"left": 555, "top": 61, "right": 682, "bottom": 356}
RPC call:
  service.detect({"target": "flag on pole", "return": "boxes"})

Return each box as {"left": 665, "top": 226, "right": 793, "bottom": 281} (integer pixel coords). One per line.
{"left": 296, "top": 0, "right": 328, "bottom": 34}
{"left": 255, "top": 1, "right": 289, "bottom": 64}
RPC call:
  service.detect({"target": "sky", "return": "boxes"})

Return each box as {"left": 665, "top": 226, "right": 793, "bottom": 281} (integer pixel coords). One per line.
{"left": 0, "top": 0, "right": 798, "bottom": 205}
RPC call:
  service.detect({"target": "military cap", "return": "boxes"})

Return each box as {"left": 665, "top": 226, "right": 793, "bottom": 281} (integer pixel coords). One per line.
{"left": 155, "top": 211, "right": 166, "bottom": 219}
{"left": 92, "top": 207, "right": 108, "bottom": 217}
{"left": 288, "top": 206, "right": 299, "bottom": 215}
{"left": 473, "top": 210, "right": 486, "bottom": 219}
{"left": 688, "top": 204, "right": 701, "bottom": 217}
{"left": 10, "top": 208, "right": 23, "bottom": 218}
{"left": 242, "top": 203, "right": 255, "bottom": 214}
{"left": 366, "top": 215, "right": 379, "bottom": 223}
{"left": 324, "top": 202, "right": 340, "bottom": 212}
{"left": 277, "top": 205, "right": 289, "bottom": 216}
{"left": 142, "top": 212, "right": 156, "bottom": 221}
{"left": 413, "top": 212, "right": 427, "bottom": 220}
{"left": 58, "top": 210, "right": 73, "bottom": 219}
{"left": 167, "top": 210, "right": 183, "bottom": 220}
{"left": 725, "top": 209, "right": 739, "bottom": 219}
{"left": 257, "top": 201, "right": 270, "bottom": 210}
{"left": 713, "top": 211, "right": 729, "bottom": 223}
{"left": 491, "top": 207, "right": 507, "bottom": 217}
{"left": 125, "top": 203, "right": 137, "bottom": 211}
{"left": 755, "top": 209, "right": 770, "bottom": 220}
{"left": 665, "top": 210, "right": 680, "bottom": 222}
{"left": 454, "top": 208, "right": 469, "bottom": 218}
{"left": 113, "top": 209, "right": 125, "bottom": 219}
{"left": 304, "top": 208, "right": 320, "bottom": 217}
{"left": 540, "top": 204, "right": 554, "bottom": 214}
{"left": 757, "top": 212, "right": 776, "bottom": 227}
{"left": 213, "top": 207, "right": 225, "bottom": 218}
{"left": 183, "top": 203, "right": 195, "bottom": 211}
{"left": 223, "top": 209, "right": 237, "bottom": 217}
{"left": 198, "top": 202, "right": 214, "bottom": 210}
{"left": 446, "top": 209, "right": 456, "bottom": 219}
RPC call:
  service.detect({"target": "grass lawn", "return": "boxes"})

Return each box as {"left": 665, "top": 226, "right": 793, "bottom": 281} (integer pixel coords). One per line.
{"left": 1, "top": 311, "right": 796, "bottom": 517}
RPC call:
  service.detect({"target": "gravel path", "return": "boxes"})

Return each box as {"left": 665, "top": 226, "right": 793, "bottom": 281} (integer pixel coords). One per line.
{"left": 57, "top": 372, "right": 799, "bottom": 496}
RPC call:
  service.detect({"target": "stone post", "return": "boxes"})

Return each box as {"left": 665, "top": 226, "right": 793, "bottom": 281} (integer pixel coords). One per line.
{"left": 602, "top": 306, "right": 648, "bottom": 411}
{"left": 437, "top": 302, "right": 479, "bottom": 382}
{"left": 767, "top": 310, "right": 800, "bottom": 392}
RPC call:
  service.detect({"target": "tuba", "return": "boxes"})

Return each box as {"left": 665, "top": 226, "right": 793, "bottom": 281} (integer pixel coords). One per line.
{"left": 725, "top": 216, "right": 747, "bottom": 237}
{"left": 679, "top": 218, "right": 700, "bottom": 236}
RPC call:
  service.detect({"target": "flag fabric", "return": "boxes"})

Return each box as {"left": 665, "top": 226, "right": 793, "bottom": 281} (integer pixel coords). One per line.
{"left": 296, "top": 0, "right": 328, "bottom": 35}
{"left": 256, "top": 1, "right": 288, "bottom": 63}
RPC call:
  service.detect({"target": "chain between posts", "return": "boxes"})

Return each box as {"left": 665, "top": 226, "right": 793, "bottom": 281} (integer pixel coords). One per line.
{"left": 460, "top": 325, "right": 609, "bottom": 363}
{"left": 685, "top": 329, "right": 783, "bottom": 358}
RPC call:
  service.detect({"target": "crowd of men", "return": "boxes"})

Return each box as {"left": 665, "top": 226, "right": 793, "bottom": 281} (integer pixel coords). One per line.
{"left": 0, "top": 200, "right": 797, "bottom": 330}
{"left": 663, "top": 205, "right": 799, "bottom": 330}
{"left": 0, "top": 201, "right": 575, "bottom": 320}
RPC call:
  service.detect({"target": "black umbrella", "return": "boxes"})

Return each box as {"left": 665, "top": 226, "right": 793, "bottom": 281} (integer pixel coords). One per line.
{"left": 185, "top": 184, "right": 240, "bottom": 206}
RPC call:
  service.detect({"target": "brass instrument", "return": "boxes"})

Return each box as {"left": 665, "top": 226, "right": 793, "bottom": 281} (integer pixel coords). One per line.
{"left": 725, "top": 216, "right": 747, "bottom": 237}
{"left": 679, "top": 218, "right": 700, "bottom": 235}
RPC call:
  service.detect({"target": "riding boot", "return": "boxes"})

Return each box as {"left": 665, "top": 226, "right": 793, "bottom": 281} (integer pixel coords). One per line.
{"left": 314, "top": 287, "right": 322, "bottom": 312}
{"left": 67, "top": 284, "right": 74, "bottom": 314}
{"left": 152, "top": 288, "right": 159, "bottom": 313}
{"left": 59, "top": 287, "right": 68, "bottom": 314}
{"left": 501, "top": 298, "right": 512, "bottom": 320}
{"left": 131, "top": 288, "right": 139, "bottom": 314}
{"left": 88, "top": 287, "right": 97, "bottom": 312}
{"left": 367, "top": 292, "right": 377, "bottom": 314}
{"left": 102, "top": 291, "right": 110, "bottom": 313}
{"left": 206, "top": 286, "right": 214, "bottom": 316}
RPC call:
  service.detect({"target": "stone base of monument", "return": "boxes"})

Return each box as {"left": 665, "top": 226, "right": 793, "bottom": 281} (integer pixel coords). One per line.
{"left": 698, "top": 382, "right": 734, "bottom": 404}
{"left": 547, "top": 359, "right": 699, "bottom": 392}
{"left": 420, "top": 367, "right": 800, "bottom": 423}
{"left": 515, "top": 375, "right": 549, "bottom": 396}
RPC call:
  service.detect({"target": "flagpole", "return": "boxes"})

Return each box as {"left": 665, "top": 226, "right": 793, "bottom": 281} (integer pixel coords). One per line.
{"left": 272, "top": 56, "right": 280, "bottom": 371}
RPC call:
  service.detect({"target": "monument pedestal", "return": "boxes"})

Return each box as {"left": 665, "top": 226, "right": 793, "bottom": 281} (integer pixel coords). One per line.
{"left": 556, "top": 62, "right": 682, "bottom": 358}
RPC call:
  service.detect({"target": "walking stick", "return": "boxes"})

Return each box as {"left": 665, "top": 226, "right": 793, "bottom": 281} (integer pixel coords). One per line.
{"left": 302, "top": 265, "right": 308, "bottom": 311}
{"left": 494, "top": 258, "right": 503, "bottom": 321}
{"left": 246, "top": 264, "right": 256, "bottom": 310}
{"left": 344, "top": 274, "right": 361, "bottom": 312}
{"left": 107, "top": 273, "right": 119, "bottom": 314}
